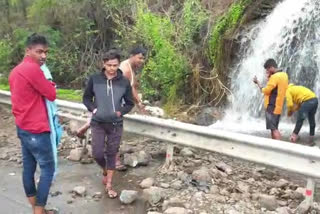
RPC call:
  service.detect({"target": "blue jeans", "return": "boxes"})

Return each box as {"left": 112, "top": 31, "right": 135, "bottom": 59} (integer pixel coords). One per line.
{"left": 17, "top": 127, "right": 55, "bottom": 207}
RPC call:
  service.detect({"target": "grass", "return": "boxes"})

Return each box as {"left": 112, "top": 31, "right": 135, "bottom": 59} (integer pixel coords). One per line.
{"left": 56, "top": 89, "right": 82, "bottom": 102}
{"left": 0, "top": 81, "right": 82, "bottom": 102}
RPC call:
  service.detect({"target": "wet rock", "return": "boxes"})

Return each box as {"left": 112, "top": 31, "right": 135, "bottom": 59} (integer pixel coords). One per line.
{"left": 140, "top": 177, "right": 155, "bottom": 189}
{"left": 215, "top": 161, "right": 232, "bottom": 175}
{"left": 143, "top": 187, "right": 164, "bottom": 205}
{"left": 120, "top": 190, "right": 139, "bottom": 204}
{"left": 276, "top": 179, "right": 289, "bottom": 188}
{"left": 73, "top": 186, "right": 86, "bottom": 197}
{"left": 180, "top": 148, "right": 193, "bottom": 157}
{"left": 164, "top": 207, "right": 188, "bottom": 214}
{"left": 192, "top": 167, "right": 211, "bottom": 183}
{"left": 194, "top": 107, "right": 222, "bottom": 126}
{"left": 68, "top": 148, "right": 82, "bottom": 161}
{"left": 259, "top": 194, "right": 278, "bottom": 211}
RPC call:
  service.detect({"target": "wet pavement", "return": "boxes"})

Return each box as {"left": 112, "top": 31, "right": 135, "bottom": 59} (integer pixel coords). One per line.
{"left": 0, "top": 157, "right": 162, "bottom": 214}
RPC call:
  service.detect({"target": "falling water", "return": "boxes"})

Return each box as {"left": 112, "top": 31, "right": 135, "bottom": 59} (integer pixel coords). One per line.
{"left": 212, "top": 0, "right": 320, "bottom": 133}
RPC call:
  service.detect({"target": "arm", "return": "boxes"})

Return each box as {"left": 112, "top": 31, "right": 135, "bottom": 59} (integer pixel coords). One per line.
{"left": 23, "top": 66, "right": 56, "bottom": 101}
{"left": 83, "top": 76, "right": 96, "bottom": 112}
{"left": 118, "top": 82, "right": 134, "bottom": 116}
{"left": 122, "top": 65, "right": 143, "bottom": 107}
{"left": 262, "top": 76, "right": 277, "bottom": 95}
{"left": 286, "top": 90, "right": 294, "bottom": 116}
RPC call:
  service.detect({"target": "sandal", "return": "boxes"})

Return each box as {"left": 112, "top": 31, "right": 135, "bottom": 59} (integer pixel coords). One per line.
{"left": 105, "top": 184, "right": 118, "bottom": 199}
{"left": 116, "top": 164, "right": 127, "bottom": 171}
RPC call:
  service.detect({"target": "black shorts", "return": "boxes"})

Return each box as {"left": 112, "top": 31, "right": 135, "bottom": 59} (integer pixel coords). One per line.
{"left": 265, "top": 111, "right": 280, "bottom": 130}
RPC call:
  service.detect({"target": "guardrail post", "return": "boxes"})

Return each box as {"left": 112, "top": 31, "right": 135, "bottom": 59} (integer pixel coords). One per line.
{"left": 305, "top": 178, "right": 315, "bottom": 206}
{"left": 165, "top": 144, "right": 174, "bottom": 166}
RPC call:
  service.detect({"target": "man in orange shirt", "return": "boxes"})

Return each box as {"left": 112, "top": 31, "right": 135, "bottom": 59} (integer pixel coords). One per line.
{"left": 253, "top": 59, "right": 288, "bottom": 140}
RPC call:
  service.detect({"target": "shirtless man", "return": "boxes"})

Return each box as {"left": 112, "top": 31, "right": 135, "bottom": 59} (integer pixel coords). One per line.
{"left": 120, "top": 47, "right": 147, "bottom": 109}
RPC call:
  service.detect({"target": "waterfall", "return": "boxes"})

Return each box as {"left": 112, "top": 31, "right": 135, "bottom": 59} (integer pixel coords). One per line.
{"left": 212, "top": 0, "right": 320, "bottom": 133}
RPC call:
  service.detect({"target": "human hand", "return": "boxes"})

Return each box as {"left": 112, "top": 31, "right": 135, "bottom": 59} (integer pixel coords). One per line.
{"left": 116, "top": 111, "right": 121, "bottom": 117}
{"left": 253, "top": 76, "right": 259, "bottom": 84}
{"left": 92, "top": 108, "right": 97, "bottom": 114}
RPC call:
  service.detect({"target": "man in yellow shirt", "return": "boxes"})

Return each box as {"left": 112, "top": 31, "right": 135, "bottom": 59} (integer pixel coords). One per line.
{"left": 253, "top": 59, "right": 288, "bottom": 140}
{"left": 286, "top": 84, "right": 318, "bottom": 144}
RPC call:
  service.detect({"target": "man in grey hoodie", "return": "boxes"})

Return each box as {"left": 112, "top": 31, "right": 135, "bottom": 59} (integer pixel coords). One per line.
{"left": 83, "top": 50, "right": 134, "bottom": 198}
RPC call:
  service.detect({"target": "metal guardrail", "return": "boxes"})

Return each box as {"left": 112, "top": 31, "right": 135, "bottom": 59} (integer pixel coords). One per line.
{"left": 0, "top": 89, "right": 319, "bottom": 207}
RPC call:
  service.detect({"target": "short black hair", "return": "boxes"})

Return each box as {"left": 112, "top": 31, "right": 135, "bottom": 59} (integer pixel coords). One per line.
{"left": 102, "top": 50, "right": 121, "bottom": 63}
{"left": 26, "top": 33, "right": 48, "bottom": 48}
{"left": 264, "top": 58, "right": 278, "bottom": 69}
{"left": 130, "top": 47, "right": 147, "bottom": 57}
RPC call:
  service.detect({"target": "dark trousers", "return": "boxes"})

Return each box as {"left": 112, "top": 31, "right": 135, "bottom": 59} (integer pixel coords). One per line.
{"left": 294, "top": 98, "right": 318, "bottom": 136}
{"left": 91, "top": 122, "right": 123, "bottom": 170}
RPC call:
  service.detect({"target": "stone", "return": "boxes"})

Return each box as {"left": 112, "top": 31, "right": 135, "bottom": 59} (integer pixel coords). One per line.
{"left": 160, "top": 183, "right": 170, "bottom": 189}
{"left": 147, "top": 212, "right": 162, "bottom": 214}
{"left": 145, "top": 106, "right": 164, "bottom": 117}
{"left": 237, "top": 181, "right": 250, "bottom": 193}
{"left": 192, "top": 167, "right": 211, "bottom": 183}
{"left": 137, "top": 151, "right": 151, "bottom": 166}
{"left": 123, "top": 153, "right": 139, "bottom": 167}
{"left": 171, "top": 180, "right": 183, "bottom": 190}
{"left": 180, "top": 148, "right": 193, "bottom": 157}
{"left": 69, "top": 120, "right": 82, "bottom": 134}
{"left": 210, "top": 185, "right": 219, "bottom": 194}
{"left": 276, "top": 207, "right": 291, "bottom": 214}
{"left": 177, "top": 171, "right": 189, "bottom": 183}
{"left": 215, "top": 161, "right": 232, "bottom": 174}
{"left": 119, "top": 190, "right": 139, "bottom": 204}
{"left": 140, "top": 177, "right": 155, "bottom": 189}
{"left": 73, "top": 186, "right": 86, "bottom": 197}
{"left": 162, "top": 197, "right": 185, "bottom": 211}
{"left": 68, "top": 148, "right": 82, "bottom": 161}
{"left": 92, "top": 192, "right": 102, "bottom": 199}
{"left": 164, "top": 207, "right": 188, "bottom": 214}
{"left": 259, "top": 194, "right": 278, "bottom": 211}
{"left": 143, "top": 187, "right": 164, "bottom": 205}
{"left": 276, "top": 179, "right": 289, "bottom": 188}
{"left": 119, "top": 145, "right": 135, "bottom": 154}
{"left": 0, "top": 153, "right": 9, "bottom": 160}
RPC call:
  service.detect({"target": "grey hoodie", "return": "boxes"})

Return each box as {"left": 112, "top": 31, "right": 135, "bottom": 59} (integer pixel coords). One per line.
{"left": 83, "top": 69, "right": 134, "bottom": 124}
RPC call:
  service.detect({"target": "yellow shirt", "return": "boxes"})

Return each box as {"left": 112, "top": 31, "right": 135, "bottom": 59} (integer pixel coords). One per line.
{"left": 262, "top": 71, "right": 288, "bottom": 114}
{"left": 286, "top": 84, "right": 316, "bottom": 112}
